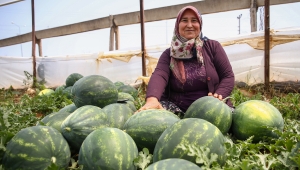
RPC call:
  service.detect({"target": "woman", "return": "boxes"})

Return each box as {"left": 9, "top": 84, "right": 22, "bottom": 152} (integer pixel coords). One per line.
{"left": 137, "top": 6, "right": 234, "bottom": 116}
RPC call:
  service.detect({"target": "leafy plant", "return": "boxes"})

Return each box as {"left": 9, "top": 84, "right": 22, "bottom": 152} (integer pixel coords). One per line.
{"left": 134, "top": 148, "right": 153, "bottom": 170}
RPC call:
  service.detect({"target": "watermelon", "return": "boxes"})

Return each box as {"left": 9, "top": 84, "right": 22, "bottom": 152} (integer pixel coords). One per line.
{"left": 125, "top": 100, "right": 137, "bottom": 112}
{"left": 118, "top": 92, "right": 135, "bottom": 102}
{"left": 62, "top": 86, "right": 73, "bottom": 99}
{"left": 184, "top": 96, "right": 232, "bottom": 134}
{"left": 65, "top": 73, "right": 83, "bottom": 87}
{"left": 78, "top": 127, "right": 138, "bottom": 170}
{"left": 118, "top": 84, "right": 138, "bottom": 99}
{"left": 2, "top": 126, "right": 70, "bottom": 170}
{"left": 71, "top": 75, "right": 118, "bottom": 108}
{"left": 38, "top": 89, "right": 54, "bottom": 96}
{"left": 123, "top": 109, "right": 180, "bottom": 153}
{"left": 58, "top": 103, "right": 78, "bottom": 114}
{"left": 61, "top": 105, "right": 109, "bottom": 150}
{"left": 55, "top": 85, "right": 66, "bottom": 92}
{"left": 37, "top": 104, "right": 77, "bottom": 132}
{"left": 231, "top": 100, "right": 284, "bottom": 142}
{"left": 39, "top": 112, "right": 68, "bottom": 132}
{"left": 153, "top": 118, "right": 226, "bottom": 165}
{"left": 102, "top": 103, "right": 133, "bottom": 129}
{"left": 114, "top": 81, "right": 125, "bottom": 89}
{"left": 145, "top": 158, "right": 202, "bottom": 170}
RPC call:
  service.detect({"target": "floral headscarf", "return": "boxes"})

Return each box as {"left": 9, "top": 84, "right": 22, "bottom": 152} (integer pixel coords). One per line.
{"left": 170, "top": 6, "right": 204, "bottom": 84}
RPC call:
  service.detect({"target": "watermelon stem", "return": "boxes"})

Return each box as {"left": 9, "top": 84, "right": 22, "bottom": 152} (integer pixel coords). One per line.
{"left": 64, "top": 127, "right": 71, "bottom": 131}
{"left": 222, "top": 96, "right": 233, "bottom": 103}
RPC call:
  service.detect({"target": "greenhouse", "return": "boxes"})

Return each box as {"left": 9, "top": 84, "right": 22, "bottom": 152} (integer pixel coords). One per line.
{"left": 0, "top": 0, "right": 299, "bottom": 169}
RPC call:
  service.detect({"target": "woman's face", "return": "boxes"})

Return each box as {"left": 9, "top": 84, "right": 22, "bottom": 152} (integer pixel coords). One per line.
{"left": 178, "top": 9, "right": 200, "bottom": 40}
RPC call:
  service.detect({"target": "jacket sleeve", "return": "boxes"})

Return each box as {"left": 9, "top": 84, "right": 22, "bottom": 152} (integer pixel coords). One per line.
{"left": 146, "top": 48, "right": 171, "bottom": 100}
{"left": 211, "top": 41, "right": 235, "bottom": 99}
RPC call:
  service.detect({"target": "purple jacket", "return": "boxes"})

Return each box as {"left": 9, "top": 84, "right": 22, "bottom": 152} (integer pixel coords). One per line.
{"left": 146, "top": 39, "right": 235, "bottom": 112}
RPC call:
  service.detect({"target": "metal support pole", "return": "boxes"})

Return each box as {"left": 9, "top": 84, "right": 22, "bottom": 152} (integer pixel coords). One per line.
{"left": 237, "top": 14, "right": 242, "bottom": 34}
{"left": 140, "top": 0, "right": 146, "bottom": 77}
{"left": 11, "top": 22, "right": 24, "bottom": 57}
{"left": 264, "top": 0, "right": 270, "bottom": 92}
{"left": 31, "top": 0, "right": 37, "bottom": 87}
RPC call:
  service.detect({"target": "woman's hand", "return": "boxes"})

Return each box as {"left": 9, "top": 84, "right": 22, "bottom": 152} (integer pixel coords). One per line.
{"left": 135, "top": 97, "right": 163, "bottom": 114}
{"left": 208, "top": 92, "right": 223, "bottom": 100}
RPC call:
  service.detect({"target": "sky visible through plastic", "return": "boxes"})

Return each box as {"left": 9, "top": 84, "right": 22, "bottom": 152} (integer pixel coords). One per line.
{"left": 0, "top": 0, "right": 300, "bottom": 57}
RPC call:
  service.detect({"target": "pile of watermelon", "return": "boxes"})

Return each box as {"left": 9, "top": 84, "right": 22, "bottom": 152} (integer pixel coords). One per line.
{"left": 1, "top": 73, "right": 287, "bottom": 169}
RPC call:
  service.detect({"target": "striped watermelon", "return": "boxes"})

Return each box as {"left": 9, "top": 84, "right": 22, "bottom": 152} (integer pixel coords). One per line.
{"left": 231, "top": 100, "right": 284, "bottom": 142}
{"left": 118, "top": 84, "right": 138, "bottom": 99}
{"left": 58, "top": 103, "right": 78, "bottom": 113}
{"left": 2, "top": 126, "right": 70, "bottom": 170}
{"left": 102, "top": 103, "right": 133, "bottom": 129}
{"left": 145, "top": 158, "right": 201, "bottom": 170}
{"left": 153, "top": 118, "right": 226, "bottom": 165}
{"left": 61, "top": 105, "right": 109, "bottom": 150}
{"left": 118, "top": 92, "right": 135, "bottom": 102}
{"left": 123, "top": 109, "right": 180, "bottom": 153}
{"left": 71, "top": 75, "right": 118, "bottom": 108}
{"left": 37, "top": 103, "right": 77, "bottom": 132}
{"left": 184, "top": 96, "right": 232, "bottom": 134}
{"left": 78, "top": 127, "right": 138, "bottom": 169}
{"left": 65, "top": 73, "right": 83, "bottom": 87}
{"left": 125, "top": 100, "right": 137, "bottom": 112}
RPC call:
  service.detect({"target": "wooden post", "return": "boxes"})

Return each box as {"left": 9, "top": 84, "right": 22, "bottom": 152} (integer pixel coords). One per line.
{"left": 264, "top": 0, "right": 270, "bottom": 92}
{"left": 250, "top": 0, "right": 257, "bottom": 32}
{"left": 109, "top": 15, "right": 114, "bottom": 51}
{"left": 115, "top": 26, "right": 119, "bottom": 50}
{"left": 36, "top": 38, "right": 43, "bottom": 57}
{"left": 140, "top": 0, "right": 146, "bottom": 77}
{"left": 31, "top": 0, "right": 37, "bottom": 87}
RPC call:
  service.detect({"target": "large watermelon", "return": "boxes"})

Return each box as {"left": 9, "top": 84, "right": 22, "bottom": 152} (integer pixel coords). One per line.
{"left": 102, "top": 103, "right": 133, "bottom": 129}
{"left": 37, "top": 103, "right": 77, "bottom": 132}
{"left": 118, "top": 84, "right": 138, "bottom": 99}
{"left": 71, "top": 75, "right": 118, "bottom": 108}
{"left": 2, "top": 126, "right": 71, "bottom": 170}
{"left": 145, "top": 158, "right": 202, "bottom": 170}
{"left": 65, "top": 73, "right": 83, "bottom": 87}
{"left": 123, "top": 109, "right": 180, "bottom": 153}
{"left": 78, "top": 127, "right": 138, "bottom": 170}
{"left": 61, "top": 105, "right": 109, "bottom": 150}
{"left": 153, "top": 118, "right": 226, "bottom": 165}
{"left": 184, "top": 96, "right": 232, "bottom": 134}
{"left": 231, "top": 100, "right": 284, "bottom": 142}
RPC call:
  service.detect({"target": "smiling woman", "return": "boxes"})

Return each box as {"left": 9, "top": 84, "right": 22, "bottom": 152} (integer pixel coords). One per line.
{"left": 137, "top": 5, "right": 235, "bottom": 117}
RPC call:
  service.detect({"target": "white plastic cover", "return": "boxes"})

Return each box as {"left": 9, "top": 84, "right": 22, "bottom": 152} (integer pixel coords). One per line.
{"left": 0, "top": 28, "right": 299, "bottom": 89}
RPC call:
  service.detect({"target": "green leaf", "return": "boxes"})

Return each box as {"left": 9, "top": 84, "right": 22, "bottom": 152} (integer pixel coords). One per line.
{"left": 133, "top": 148, "right": 153, "bottom": 170}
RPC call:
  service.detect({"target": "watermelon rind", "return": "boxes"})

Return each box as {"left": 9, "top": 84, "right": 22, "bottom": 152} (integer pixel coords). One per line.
{"left": 78, "top": 127, "right": 138, "bottom": 170}
{"left": 65, "top": 73, "right": 83, "bottom": 87}
{"left": 2, "top": 126, "right": 71, "bottom": 170}
{"left": 231, "top": 100, "right": 284, "bottom": 143}
{"left": 184, "top": 96, "right": 232, "bottom": 134}
{"left": 123, "top": 109, "right": 180, "bottom": 153}
{"left": 153, "top": 118, "right": 226, "bottom": 165}
{"left": 71, "top": 75, "right": 118, "bottom": 108}
{"left": 102, "top": 103, "right": 133, "bottom": 129}
{"left": 61, "top": 105, "right": 109, "bottom": 150}
{"left": 145, "top": 158, "right": 202, "bottom": 170}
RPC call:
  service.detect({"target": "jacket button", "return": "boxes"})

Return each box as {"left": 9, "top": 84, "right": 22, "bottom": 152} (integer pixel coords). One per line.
{"left": 207, "top": 77, "right": 211, "bottom": 81}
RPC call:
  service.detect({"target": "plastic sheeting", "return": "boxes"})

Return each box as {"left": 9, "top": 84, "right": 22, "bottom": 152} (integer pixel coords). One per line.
{"left": 0, "top": 28, "right": 299, "bottom": 89}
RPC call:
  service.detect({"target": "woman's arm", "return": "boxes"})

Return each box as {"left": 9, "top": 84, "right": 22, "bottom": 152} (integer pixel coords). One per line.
{"left": 136, "top": 49, "right": 171, "bottom": 112}
{"left": 210, "top": 41, "right": 235, "bottom": 99}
